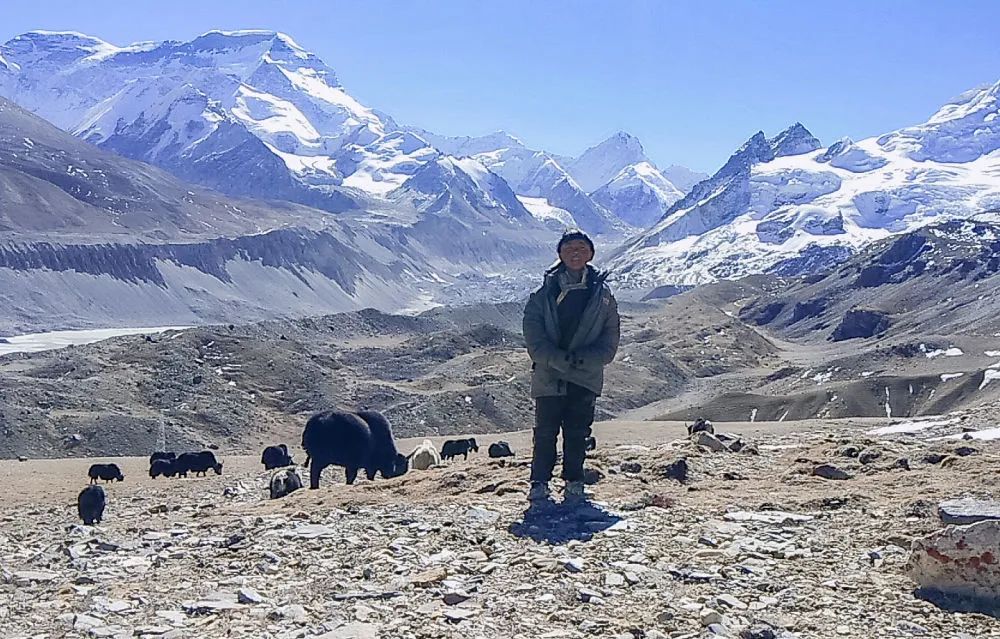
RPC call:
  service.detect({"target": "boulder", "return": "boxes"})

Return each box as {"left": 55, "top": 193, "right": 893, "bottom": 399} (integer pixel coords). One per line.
{"left": 813, "top": 464, "right": 852, "bottom": 480}
{"left": 858, "top": 448, "right": 882, "bottom": 465}
{"left": 939, "top": 498, "right": 1000, "bottom": 525}
{"left": 693, "top": 431, "right": 728, "bottom": 453}
{"left": 658, "top": 458, "right": 689, "bottom": 483}
{"left": 908, "top": 520, "right": 1000, "bottom": 613}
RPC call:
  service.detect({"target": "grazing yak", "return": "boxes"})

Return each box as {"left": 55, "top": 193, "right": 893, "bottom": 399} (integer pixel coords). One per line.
{"left": 149, "top": 458, "right": 177, "bottom": 479}
{"left": 441, "top": 438, "right": 479, "bottom": 462}
{"left": 270, "top": 468, "right": 303, "bottom": 499}
{"left": 78, "top": 485, "right": 106, "bottom": 525}
{"left": 261, "top": 444, "right": 294, "bottom": 470}
{"left": 408, "top": 439, "right": 441, "bottom": 470}
{"left": 302, "top": 409, "right": 408, "bottom": 489}
{"left": 688, "top": 418, "right": 714, "bottom": 436}
{"left": 488, "top": 441, "right": 514, "bottom": 458}
{"left": 175, "top": 451, "right": 223, "bottom": 477}
{"left": 149, "top": 451, "right": 176, "bottom": 465}
{"left": 88, "top": 463, "right": 125, "bottom": 484}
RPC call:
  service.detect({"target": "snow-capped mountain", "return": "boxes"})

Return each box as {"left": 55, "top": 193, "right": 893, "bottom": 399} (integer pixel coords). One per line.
{"left": 410, "top": 127, "right": 698, "bottom": 233}
{"left": 609, "top": 84, "right": 1000, "bottom": 288}
{"left": 658, "top": 165, "right": 708, "bottom": 194}
{"left": 0, "top": 29, "right": 703, "bottom": 238}
{"left": 564, "top": 131, "right": 650, "bottom": 192}
{"left": 0, "top": 95, "right": 432, "bottom": 332}
{"left": 407, "top": 126, "right": 625, "bottom": 234}
{"left": 0, "top": 30, "right": 541, "bottom": 233}
{"left": 591, "top": 161, "right": 685, "bottom": 228}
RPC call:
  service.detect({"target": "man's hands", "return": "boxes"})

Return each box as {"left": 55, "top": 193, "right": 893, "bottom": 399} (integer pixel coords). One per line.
{"left": 548, "top": 350, "right": 572, "bottom": 373}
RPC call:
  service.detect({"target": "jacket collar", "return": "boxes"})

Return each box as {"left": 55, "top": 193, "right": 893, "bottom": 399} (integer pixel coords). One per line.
{"left": 544, "top": 263, "right": 606, "bottom": 290}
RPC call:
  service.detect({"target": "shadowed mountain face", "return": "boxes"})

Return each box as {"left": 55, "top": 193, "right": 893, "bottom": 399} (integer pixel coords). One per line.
{"left": 0, "top": 96, "right": 336, "bottom": 242}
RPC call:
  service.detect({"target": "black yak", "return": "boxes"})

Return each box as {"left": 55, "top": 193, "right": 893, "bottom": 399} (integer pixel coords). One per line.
{"left": 688, "top": 418, "right": 714, "bottom": 436}
{"left": 441, "top": 438, "right": 480, "bottom": 461}
{"left": 149, "top": 458, "right": 177, "bottom": 479}
{"left": 149, "top": 451, "right": 176, "bottom": 465}
{"left": 261, "top": 444, "right": 294, "bottom": 470}
{"left": 78, "top": 485, "right": 106, "bottom": 525}
{"left": 175, "top": 451, "right": 223, "bottom": 477}
{"left": 301, "top": 409, "right": 408, "bottom": 489}
{"left": 488, "top": 441, "right": 514, "bottom": 458}
{"left": 87, "top": 463, "right": 124, "bottom": 484}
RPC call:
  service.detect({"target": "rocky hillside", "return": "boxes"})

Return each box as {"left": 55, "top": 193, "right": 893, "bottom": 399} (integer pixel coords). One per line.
{"left": 0, "top": 294, "right": 779, "bottom": 459}
{"left": 654, "top": 220, "right": 1000, "bottom": 423}
{"left": 7, "top": 217, "right": 1000, "bottom": 458}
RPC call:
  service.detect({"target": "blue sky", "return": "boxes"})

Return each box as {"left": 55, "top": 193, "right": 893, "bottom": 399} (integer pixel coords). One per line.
{"left": 3, "top": 0, "right": 1000, "bottom": 173}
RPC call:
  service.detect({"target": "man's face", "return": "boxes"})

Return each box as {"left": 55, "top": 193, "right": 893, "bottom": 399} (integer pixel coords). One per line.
{"left": 559, "top": 239, "right": 594, "bottom": 272}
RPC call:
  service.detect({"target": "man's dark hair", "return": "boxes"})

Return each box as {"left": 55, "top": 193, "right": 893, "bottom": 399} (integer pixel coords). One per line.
{"left": 557, "top": 229, "right": 595, "bottom": 254}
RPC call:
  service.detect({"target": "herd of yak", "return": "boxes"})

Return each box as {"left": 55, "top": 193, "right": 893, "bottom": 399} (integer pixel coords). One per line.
{"left": 75, "top": 409, "right": 545, "bottom": 526}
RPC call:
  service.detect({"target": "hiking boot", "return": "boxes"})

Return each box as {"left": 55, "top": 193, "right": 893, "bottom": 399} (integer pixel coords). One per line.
{"left": 528, "top": 481, "right": 551, "bottom": 502}
{"left": 563, "top": 480, "right": 586, "bottom": 502}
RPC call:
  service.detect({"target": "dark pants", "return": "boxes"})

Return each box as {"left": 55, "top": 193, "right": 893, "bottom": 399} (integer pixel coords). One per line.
{"left": 530, "top": 382, "right": 596, "bottom": 483}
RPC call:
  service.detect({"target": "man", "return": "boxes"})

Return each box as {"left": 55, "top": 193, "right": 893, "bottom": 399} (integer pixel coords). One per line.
{"left": 522, "top": 229, "right": 621, "bottom": 503}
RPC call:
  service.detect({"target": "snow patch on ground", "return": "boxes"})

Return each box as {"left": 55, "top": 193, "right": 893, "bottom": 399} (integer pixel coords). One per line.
{"left": 517, "top": 196, "right": 576, "bottom": 227}
{"left": 924, "top": 347, "right": 964, "bottom": 359}
{"left": 868, "top": 417, "right": 960, "bottom": 435}
{"left": 0, "top": 326, "right": 188, "bottom": 356}
{"left": 937, "top": 427, "right": 1000, "bottom": 441}
{"left": 979, "top": 369, "right": 1000, "bottom": 390}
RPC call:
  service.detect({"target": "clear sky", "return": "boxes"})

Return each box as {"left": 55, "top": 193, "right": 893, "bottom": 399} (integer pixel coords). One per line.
{"left": 3, "top": 0, "right": 1000, "bottom": 173}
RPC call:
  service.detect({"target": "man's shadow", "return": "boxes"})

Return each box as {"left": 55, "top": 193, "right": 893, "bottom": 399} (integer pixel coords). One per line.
{"left": 508, "top": 499, "right": 622, "bottom": 544}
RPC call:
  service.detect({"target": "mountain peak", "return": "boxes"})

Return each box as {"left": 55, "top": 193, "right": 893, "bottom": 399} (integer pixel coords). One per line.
{"left": 190, "top": 29, "right": 309, "bottom": 55}
{"left": 725, "top": 131, "right": 773, "bottom": 169}
{"left": 20, "top": 30, "right": 113, "bottom": 46}
{"left": 609, "top": 129, "right": 641, "bottom": 145}
{"left": 405, "top": 129, "right": 525, "bottom": 157}
{"left": 565, "top": 131, "right": 650, "bottom": 192}
{"left": 925, "top": 79, "right": 1000, "bottom": 126}
{"left": 877, "top": 77, "right": 1000, "bottom": 163}
{"left": 3, "top": 30, "right": 121, "bottom": 64}
{"left": 598, "top": 130, "right": 645, "bottom": 155}
{"left": 768, "top": 122, "right": 821, "bottom": 158}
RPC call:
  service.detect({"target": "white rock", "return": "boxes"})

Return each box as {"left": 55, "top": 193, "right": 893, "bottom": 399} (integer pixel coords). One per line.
{"left": 564, "top": 558, "right": 585, "bottom": 573}
{"left": 700, "top": 609, "right": 724, "bottom": 626}
{"left": 14, "top": 570, "right": 60, "bottom": 583}
{"left": 237, "top": 587, "right": 265, "bottom": 604}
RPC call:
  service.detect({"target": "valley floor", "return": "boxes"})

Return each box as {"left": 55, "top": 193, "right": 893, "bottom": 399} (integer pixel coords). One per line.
{"left": 2, "top": 418, "right": 997, "bottom": 639}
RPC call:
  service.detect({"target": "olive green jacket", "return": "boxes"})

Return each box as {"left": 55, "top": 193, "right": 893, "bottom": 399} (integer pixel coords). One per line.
{"left": 522, "top": 265, "right": 621, "bottom": 398}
